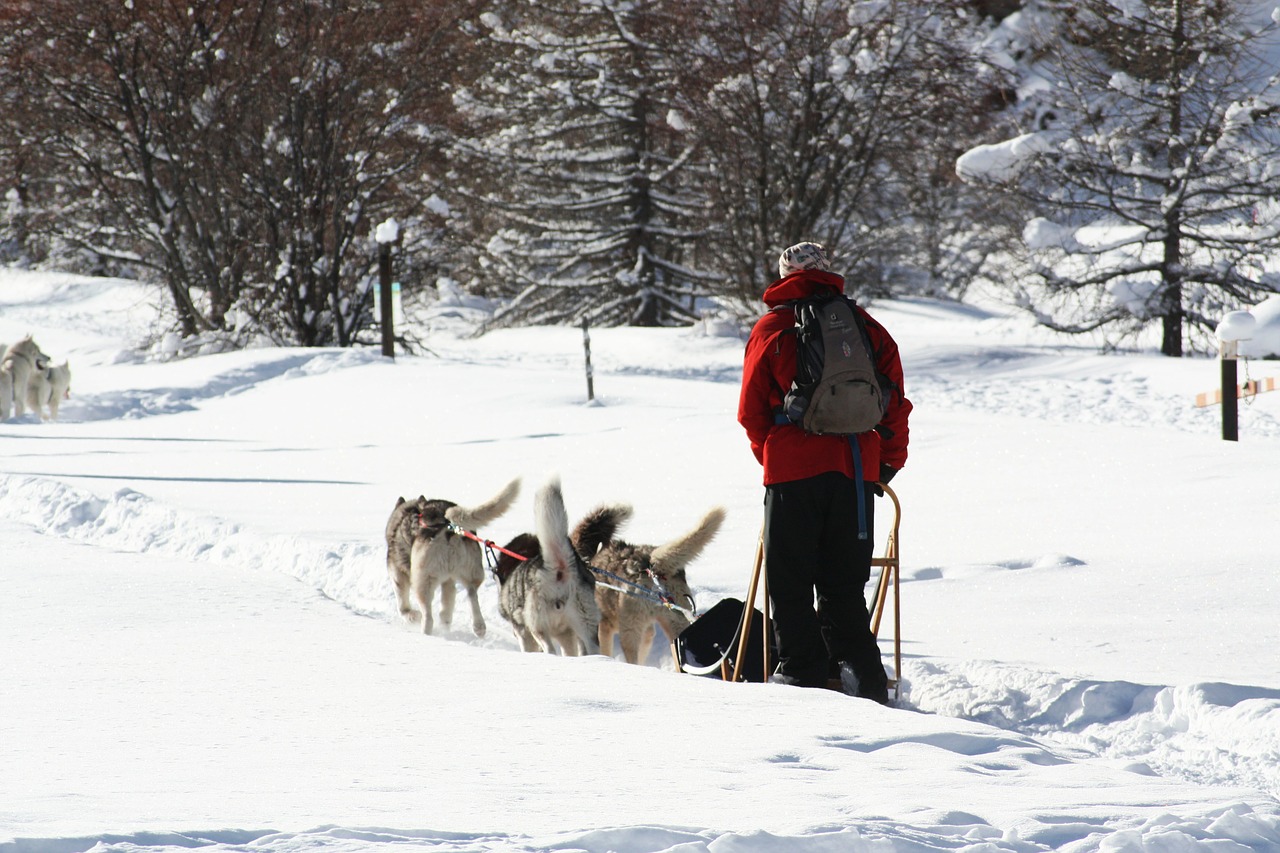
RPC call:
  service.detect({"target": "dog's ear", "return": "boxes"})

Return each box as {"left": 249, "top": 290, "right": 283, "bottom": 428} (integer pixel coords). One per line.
{"left": 395, "top": 496, "right": 406, "bottom": 507}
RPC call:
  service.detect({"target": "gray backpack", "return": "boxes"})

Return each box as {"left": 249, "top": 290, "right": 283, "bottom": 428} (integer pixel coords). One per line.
{"left": 779, "top": 295, "right": 887, "bottom": 435}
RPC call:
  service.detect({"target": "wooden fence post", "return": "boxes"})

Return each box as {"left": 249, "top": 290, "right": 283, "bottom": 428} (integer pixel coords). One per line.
{"left": 582, "top": 318, "right": 595, "bottom": 402}
{"left": 1221, "top": 340, "right": 1238, "bottom": 442}
{"left": 1214, "top": 310, "right": 1256, "bottom": 442}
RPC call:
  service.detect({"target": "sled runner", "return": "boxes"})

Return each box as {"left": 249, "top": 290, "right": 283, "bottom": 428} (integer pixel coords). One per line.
{"left": 674, "top": 483, "right": 902, "bottom": 700}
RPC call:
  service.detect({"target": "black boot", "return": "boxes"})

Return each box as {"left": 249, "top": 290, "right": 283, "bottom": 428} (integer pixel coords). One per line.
{"left": 837, "top": 661, "right": 889, "bottom": 705}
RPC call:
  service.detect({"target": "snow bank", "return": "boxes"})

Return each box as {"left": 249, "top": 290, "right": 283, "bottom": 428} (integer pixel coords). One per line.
{"left": 1240, "top": 295, "right": 1280, "bottom": 358}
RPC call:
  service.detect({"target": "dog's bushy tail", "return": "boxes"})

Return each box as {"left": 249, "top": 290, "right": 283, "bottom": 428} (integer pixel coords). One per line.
{"left": 447, "top": 477, "right": 521, "bottom": 531}
{"left": 534, "top": 476, "right": 579, "bottom": 579}
{"left": 651, "top": 506, "right": 726, "bottom": 571}
{"left": 571, "top": 504, "right": 633, "bottom": 559}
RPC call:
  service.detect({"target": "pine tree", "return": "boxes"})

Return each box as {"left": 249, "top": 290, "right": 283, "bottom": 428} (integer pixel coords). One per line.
{"left": 959, "top": 0, "right": 1280, "bottom": 356}
{"left": 454, "top": 0, "right": 715, "bottom": 327}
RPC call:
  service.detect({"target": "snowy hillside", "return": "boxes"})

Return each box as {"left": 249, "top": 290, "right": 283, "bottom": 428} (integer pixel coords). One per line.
{"left": 2, "top": 268, "right": 1279, "bottom": 853}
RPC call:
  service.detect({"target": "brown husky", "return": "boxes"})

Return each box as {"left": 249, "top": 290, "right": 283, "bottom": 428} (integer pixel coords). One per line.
{"left": 586, "top": 506, "right": 725, "bottom": 665}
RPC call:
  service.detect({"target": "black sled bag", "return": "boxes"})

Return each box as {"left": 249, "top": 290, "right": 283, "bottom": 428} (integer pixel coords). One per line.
{"left": 675, "top": 597, "right": 776, "bottom": 683}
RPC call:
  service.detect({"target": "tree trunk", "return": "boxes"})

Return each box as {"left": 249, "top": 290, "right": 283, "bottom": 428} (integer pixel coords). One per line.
{"left": 1160, "top": 304, "right": 1183, "bottom": 357}
{"left": 1160, "top": 0, "right": 1186, "bottom": 359}
{"left": 1160, "top": 232, "right": 1185, "bottom": 358}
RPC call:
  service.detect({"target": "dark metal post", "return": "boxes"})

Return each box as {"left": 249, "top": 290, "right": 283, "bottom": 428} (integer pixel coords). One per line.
{"left": 378, "top": 241, "right": 394, "bottom": 359}
{"left": 1221, "top": 344, "right": 1238, "bottom": 442}
{"left": 582, "top": 318, "right": 594, "bottom": 402}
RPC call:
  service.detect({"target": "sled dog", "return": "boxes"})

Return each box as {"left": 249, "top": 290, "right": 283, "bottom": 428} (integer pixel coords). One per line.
{"left": 493, "top": 477, "right": 605, "bottom": 655}
{"left": 491, "top": 500, "right": 632, "bottom": 590}
{"left": 0, "top": 335, "right": 51, "bottom": 420}
{"left": 383, "top": 477, "right": 520, "bottom": 636}
{"left": 590, "top": 506, "right": 724, "bottom": 665}
{"left": 27, "top": 361, "right": 72, "bottom": 421}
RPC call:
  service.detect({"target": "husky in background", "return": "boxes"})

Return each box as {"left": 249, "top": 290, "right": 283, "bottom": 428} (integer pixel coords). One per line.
{"left": 0, "top": 335, "right": 51, "bottom": 420}
{"left": 27, "top": 361, "right": 72, "bottom": 421}
{"left": 589, "top": 507, "right": 725, "bottom": 665}
{"left": 494, "top": 477, "right": 607, "bottom": 655}
{"left": 384, "top": 477, "right": 521, "bottom": 636}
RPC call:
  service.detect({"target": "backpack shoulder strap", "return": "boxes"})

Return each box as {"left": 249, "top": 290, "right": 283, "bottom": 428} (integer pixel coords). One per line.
{"left": 849, "top": 303, "right": 903, "bottom": 414}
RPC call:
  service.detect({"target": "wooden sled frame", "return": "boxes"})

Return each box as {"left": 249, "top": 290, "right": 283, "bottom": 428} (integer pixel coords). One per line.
{"left": 674, "top": 483, "right": 902, "bottom": 699}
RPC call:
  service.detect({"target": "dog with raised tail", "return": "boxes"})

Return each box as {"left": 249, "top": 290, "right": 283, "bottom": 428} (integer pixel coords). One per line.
{"left": 490, "top": 500, "right": 633, "bottom": 592}
{"left": 494, "top": 477, "right": 606, "bottom": 656}
{"left": 1, "top": 335, "right": 51, "bottom": 420}
{"left": 383, "top": 477, "right": 521, "bottom": 636}
{"left": 588, "top": 506, "right": 725, "bottom": 665}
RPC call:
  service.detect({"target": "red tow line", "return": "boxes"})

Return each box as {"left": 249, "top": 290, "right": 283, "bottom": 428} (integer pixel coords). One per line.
{"left": 447, "top": 523, "right": 529, "bottom": 562}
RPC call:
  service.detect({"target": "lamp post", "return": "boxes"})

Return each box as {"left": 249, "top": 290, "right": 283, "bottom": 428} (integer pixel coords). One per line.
{"left": 1214, "top": 310, "right": 1255, "bottom": 442}
{"left": 375, "top": 218, "right": 400, "bottom": 359}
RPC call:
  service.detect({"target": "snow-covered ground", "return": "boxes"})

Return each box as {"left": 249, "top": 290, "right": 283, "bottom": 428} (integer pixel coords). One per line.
{"left": 2, "top": 268, "right": 1279, "bottom": 852}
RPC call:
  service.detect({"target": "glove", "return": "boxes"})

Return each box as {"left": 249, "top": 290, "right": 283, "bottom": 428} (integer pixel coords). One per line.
{"left": 874, "top": 464, "right": 898, "bottom": 496}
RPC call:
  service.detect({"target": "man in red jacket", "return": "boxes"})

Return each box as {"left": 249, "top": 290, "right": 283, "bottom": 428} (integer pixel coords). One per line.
{"left": 737, "top": 242, "right": 911, "bottom": 703}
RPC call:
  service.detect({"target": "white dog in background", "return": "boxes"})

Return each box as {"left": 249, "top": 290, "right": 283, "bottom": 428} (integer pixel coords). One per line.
{"left": 0, "top": 335, "right": 51, "bottom": 420}
{"left": 27, "top": 361, "right": 72, "bottom": 421}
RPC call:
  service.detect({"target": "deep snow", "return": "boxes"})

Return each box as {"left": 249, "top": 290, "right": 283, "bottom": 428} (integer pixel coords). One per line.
{"left": 2, "top": 268, "right": 1280, "bottom": 853}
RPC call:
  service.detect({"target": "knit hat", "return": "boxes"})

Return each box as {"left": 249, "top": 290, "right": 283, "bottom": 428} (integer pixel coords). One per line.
{"left": 778, "top": 242, "right": 830, "bottom": 278}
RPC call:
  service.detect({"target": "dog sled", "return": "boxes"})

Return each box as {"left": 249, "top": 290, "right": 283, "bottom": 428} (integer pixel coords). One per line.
{"left": 673, "top": 483, "right": 903, "bottom": 701}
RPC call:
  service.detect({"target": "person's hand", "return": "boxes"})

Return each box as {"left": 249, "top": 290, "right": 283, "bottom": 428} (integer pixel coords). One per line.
{"left": 874, "top": 464, "right": 898, "bottom": 496}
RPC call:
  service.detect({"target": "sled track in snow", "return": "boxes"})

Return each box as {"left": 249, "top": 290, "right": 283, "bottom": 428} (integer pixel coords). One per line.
{"left": 3, "top": 471, "right": 1278, "bottom": 804}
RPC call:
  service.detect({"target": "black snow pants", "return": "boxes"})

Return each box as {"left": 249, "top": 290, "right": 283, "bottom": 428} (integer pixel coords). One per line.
{"left": 763, "top": 471, "right": 887, "bottom": 693}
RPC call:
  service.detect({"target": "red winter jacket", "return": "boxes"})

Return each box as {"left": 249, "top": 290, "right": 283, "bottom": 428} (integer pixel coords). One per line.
{"left": 737, "top": 270, "right": 911, "bottom": 486}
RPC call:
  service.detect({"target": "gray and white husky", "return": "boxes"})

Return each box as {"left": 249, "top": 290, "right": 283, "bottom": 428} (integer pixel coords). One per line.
{"left": 0, "top": 335, "right": 51, "bottom": 420}
{"left": 384, "top": 477, "right": 521, "bottom": 636}
{"left": 494, "top": 477, "right": 607, "bottom": 656}
{"left": 583, "top": 506, "right": 725, "bottom": 665}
